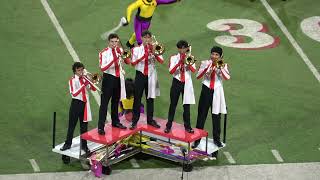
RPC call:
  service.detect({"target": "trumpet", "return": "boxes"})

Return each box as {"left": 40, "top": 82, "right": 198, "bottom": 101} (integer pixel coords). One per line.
{"left": 185, "top": 45, "right": 197, "bottom": 66}
{"left": 83, "top": 70, "right": 102, "bottom": 92}
{"left": 151, "top": 35, "right": 165, "bottom": 56}
{"left": 215, "top": 58, "right": 225, "bottom": 69}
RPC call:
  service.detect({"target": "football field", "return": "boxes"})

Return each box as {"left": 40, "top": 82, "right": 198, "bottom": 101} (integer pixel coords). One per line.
{"left": 0, "top": 0, "right": 319, "bottom": 174}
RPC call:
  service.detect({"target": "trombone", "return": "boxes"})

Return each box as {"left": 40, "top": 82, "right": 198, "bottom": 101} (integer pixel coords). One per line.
{"left": 83, "top": 70, "right": 102, "bottom": 92}
{"left": 117, "top": 40, "right": 130, "bottom": 75}
{"left": 151, "top": 35, "right": 165, "bottom": 56}
{"left": 185, "top": 45, "right": 196, "bottom": 66}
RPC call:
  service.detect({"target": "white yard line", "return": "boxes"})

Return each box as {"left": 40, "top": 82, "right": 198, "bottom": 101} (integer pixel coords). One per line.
{"left": 28, "top": 159, "right": 40, "bottom": 172}
{"left": 129, "top": 159, "right": 140, "bottom": 168}
{"left": 41, "top": 0, "right": 108, "bottom": 119}
{"left": 260, "top": 0, "right": 320, "bottom": 83}
{"left": 271, "top": 149, "right": 284, "bottom": 162}
{"left": 223, "top": 151, "right": 236, "bottom": 164}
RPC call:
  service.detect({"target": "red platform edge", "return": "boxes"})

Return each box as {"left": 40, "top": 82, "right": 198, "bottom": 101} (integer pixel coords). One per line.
{"left": 81, "top": 114, "right": 208, "bottom": 145}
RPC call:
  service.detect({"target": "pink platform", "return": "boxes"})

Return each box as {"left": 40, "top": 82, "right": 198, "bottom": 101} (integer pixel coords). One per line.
{"left": 81, "top": 113, "right": 208, "bottom": 145}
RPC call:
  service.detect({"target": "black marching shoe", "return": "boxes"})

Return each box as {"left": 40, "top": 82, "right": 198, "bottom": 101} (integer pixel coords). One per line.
{"left": 98, "top": 129, "right": 105, "bottom": 135}
{"left": 147, "top": 120, "right": 160, "bottom": 128}
{"left": 129, "top": 122, "right": 137, "bottom": 130}
{"left": 214, "top": 141, "right": 223, "bottom": 148}
{"left": 185, "top": 127, "right": 194, "bottom": 134}
{"left": 164, "top": 127, "right": 171, "bottom": 133}
{"left": 112, "top": 123, "right": 127, "bottom": 129}
{"left": 60, "top": 143, "right": 71, "bottom": 151}
{"left": 81, "top": 146, "right": 91, "bottom": 154}
{"left": 192, "top": 140, "right": 200, "bottom": 149}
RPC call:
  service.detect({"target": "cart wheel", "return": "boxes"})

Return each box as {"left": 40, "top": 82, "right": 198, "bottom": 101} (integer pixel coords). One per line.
{"left": 102, "top": 165, "right": 112, "bottom": 175}
{"left": 183, "top": 164, "right": 193, "bottom": 172}
{"left": 62, "top": 155, "right": 70, "bottom": 164}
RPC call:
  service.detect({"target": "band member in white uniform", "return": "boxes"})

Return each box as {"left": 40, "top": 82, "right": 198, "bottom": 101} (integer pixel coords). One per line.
{"left": 164, "top": 40, "right": 196, "bottom": 134}
{"left": 193, "top": 46, "right": 230, "bottom": 157}
{"left": 129, "top": 30, "right": 164, "bottom": 130}
{"left": 60, "top": 62, "right": 96, "bottom": 153}
{"left": 98, "top": 33, "right": 130, "bottom": 135}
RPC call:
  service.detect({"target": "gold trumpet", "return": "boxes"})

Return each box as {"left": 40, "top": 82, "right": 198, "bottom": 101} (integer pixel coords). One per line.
{"left": 215, "top": 58, "right": 225, "bottom": 69}
{"left": 151, "top": 35, "right": 165, "bottom": 56}
{"left": 185, "top": 45, "right": 196, "bottom": 66}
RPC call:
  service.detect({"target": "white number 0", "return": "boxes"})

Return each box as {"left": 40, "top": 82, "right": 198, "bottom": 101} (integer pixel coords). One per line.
{"left": 207, "top": 19, "right": 279, "bottom": 50}
{"left": 301, "top": 16, "right": 320, "bottom": 43}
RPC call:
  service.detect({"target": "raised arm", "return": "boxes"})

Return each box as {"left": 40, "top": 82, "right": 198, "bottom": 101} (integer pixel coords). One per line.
{"left": 157, "top": 0, "right": 180, "bottom": 5}
{"left": 126, "top": 0, "right": 141, "bottom": 23}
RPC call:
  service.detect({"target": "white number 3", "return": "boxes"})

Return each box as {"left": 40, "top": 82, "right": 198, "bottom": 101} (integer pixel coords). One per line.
{"left": 207, "top": 19, "right": 279, "bottom": 50}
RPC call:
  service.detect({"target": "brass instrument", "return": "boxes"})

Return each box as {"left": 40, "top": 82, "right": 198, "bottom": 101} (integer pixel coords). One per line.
{"left": 83, "top": 70, "right": 102, "bottom": 92}
{"left": 185, "top": 45, "right": 196, "bottom": 66}
{"left": 121, "top": 49, "right": 131, "bottom": 59}
{"left": 118, "top": 40, "right": 131, "bottom": 60}
{"left": 151, "top": 35, "right": 165, "bottom": 55}
{"left": 215, "top": 58, "right": 225, "bottom": 69}
{"left": 117, "top": 40, "right": 130, "bottom": 75}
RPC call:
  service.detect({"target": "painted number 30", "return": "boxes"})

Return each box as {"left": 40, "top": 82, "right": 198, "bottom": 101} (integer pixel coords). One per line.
{"left": 207, "top": 19, "right": 279, "bottom": 50}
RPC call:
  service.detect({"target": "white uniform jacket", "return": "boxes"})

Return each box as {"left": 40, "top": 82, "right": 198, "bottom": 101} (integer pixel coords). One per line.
{"left": 196, "top": 60, "right": 230, "bottom": 114}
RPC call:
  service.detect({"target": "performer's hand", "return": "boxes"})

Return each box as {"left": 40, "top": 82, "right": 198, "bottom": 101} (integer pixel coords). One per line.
{"left": 84, "top": 80, "right": 90, "bottom": 86}
{"left": 121, "top": 17, "right": 129, "bottom": 26}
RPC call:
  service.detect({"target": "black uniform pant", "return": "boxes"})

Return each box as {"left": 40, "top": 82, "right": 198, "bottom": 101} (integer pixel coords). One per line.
{"left": 132, "top": 71, "right": 154, "bottom": 124}
{"left": 98, "top": 73, "right": 121, "bottom": 130}
{"left": 196, "top": 84, "right": 221, "bottom": 144}
{"left": 65, "top": 99, "right": 88, "bottom": 148}
{"left": 166, "top": 78, "right": 191, "bottom": 129}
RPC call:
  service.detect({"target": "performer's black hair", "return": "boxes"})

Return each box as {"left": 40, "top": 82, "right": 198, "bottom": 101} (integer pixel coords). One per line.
{"left": 141, "top": 30, "right": 152, "bottom": 37}
{"left": 108, "top": 33, "right": 119, "bottom": 41}
{"left": 176, "top": 40, "right": 189, "bottom": 49}
{"left": 72, "top": 62, "right": 84, "bottom": 73}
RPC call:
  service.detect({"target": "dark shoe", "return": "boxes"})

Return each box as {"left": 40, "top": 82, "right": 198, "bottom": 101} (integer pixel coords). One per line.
{"left": 185, "top": 128, "right": 194, "bottom": 134}
{"left": 112, "top": 123, "right": 127, "bottom": 129}
{"left": 98, "top": 129, "right": 105, "bottom": 135}
{"left": 147, "top": 120, "right": 160, "bottom": 128}
{"left": 82, "top": 146, "right": 91, "bottom": 154}
{"left": 192, "top": 140, "right": 200, "bottom": 149}
{"left": 126, "top": 41, "right": 134, "bottom": 49}
{"left": 164, "top": 127, "right": 171, "bottom": 133}
{"left": 214, "top": 141, "right": 223, "bottom": 148}
{"left": 129, "top": 122, "right": 137, "bottom": 130}
{"left": 60, "top": 143, "right": 71, "bottom": 151}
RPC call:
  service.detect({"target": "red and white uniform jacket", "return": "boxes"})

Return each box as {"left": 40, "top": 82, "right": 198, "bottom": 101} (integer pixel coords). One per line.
{"left": 69, "top": 75, "right": 96, "bottom": 122}
{"left": 131, "top": 44, "right": 164, "bottom": 99}
{"left": 197, "top": 60, "right": 230, "bottom": 114}
{"left": 169, "top": 53, "right": 196, "bottom": 104}
{"left": 99, "top": 47, "right": 130, "bottom": 100}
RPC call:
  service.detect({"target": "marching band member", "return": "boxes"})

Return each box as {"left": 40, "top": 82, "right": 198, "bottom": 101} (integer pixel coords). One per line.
{"left": 98, "top": 33, "right": 130, "bottom": 135}
{"left": 123, "top": 0, "right": 182, "bottom": 48}
{"left": 60, "top": 62, "right": 96, "bottom": 153}
{"left": 129, "top": 30, "right": 164, "bottom": 130}
{"left": 164, "top": 40, "right": 196, "bottom": 134}
{"left": 193, "top": 46, "right": 230, "bottom": 157}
